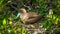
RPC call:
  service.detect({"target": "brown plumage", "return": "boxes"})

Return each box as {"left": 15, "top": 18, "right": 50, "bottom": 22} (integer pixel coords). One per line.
{"left": 19, "top": 8, "right": 43, "bottom": 24}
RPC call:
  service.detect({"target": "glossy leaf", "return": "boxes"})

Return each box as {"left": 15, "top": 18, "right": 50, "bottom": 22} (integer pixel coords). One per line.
{"left": 3, "top": 18, "right": 7, "bottom": 25}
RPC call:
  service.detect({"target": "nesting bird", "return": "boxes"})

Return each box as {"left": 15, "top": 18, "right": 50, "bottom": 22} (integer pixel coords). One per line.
{"left": 19, "top": 8, "right": 43, "bottom": 24}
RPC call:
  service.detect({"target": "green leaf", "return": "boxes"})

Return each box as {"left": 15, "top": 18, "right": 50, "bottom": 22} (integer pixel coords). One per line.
{"left": 8, "top": 17, "right": 13, "bottom": 21}
{"left": 7, "top": 0, "right": 12, "bottom": 3}
{"left": 53, "top": 15, "right": 56, "bottom": 20}
{"left": 49, "top": 9, "right": 53, "bottom": 15}
{"left": 0, "top": 0, "right": 4, "bottom": 5}
{"left": 55, "top": 18, "right": 59, "bottom": 24}
{"left": 3, "top": 18, "right": 7, "bottom": 25}
{"left": 22, "top": 20, "right": 26, "bottom": 24}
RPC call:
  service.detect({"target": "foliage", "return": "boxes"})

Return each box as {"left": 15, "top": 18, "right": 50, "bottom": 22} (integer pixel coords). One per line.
{"left": 0, "top": 0, "right": 60, "bottom": 34}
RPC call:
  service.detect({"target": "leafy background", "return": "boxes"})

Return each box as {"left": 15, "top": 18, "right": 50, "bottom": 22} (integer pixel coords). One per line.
{"left": 0, "top": 0, "right": 60, "bottom": 34}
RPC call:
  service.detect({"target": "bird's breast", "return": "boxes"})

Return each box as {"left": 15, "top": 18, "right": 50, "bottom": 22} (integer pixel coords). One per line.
{"left": 20, "top": 14, "right": 28, "bottom": 21}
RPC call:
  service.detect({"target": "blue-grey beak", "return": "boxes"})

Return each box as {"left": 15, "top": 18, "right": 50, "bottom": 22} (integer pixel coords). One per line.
{"left": 15, "top": 13, "right": 21, "bottom": 19}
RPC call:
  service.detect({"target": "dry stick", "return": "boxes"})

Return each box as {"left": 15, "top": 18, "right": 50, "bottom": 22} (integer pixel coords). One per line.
{"left": 11, "top": 5, "right": 19, "bottom": 11}
{"left": 10, "top": 5, "right": 21, "bottom": 18}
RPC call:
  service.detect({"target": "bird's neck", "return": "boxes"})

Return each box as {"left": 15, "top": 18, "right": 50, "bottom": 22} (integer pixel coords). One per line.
{"left": 20, "top": 10, "right": 27, "bottom": 15}
{"left": 20, "top": 13, "right": 28, "bottom": 20}
{"left": 21, "top": 12, "right": 27, "bottom": 15}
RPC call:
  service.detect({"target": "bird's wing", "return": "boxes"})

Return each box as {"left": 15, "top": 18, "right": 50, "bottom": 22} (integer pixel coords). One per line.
{"left": 27, "top": 12, "right": 38, "bottom": 18}
{"left": 26, "top": 15, "right": 42, "bottom": 23}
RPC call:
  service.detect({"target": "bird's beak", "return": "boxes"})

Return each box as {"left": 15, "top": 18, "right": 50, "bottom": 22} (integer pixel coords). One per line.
{"left": 15, "top": 13, "right": 21, "bottom": 19}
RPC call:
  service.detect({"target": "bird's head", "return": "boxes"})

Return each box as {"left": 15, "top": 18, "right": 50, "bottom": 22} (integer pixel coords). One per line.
{"left": 19, "top": 8, "right": 27, "bottom": 14}
{"left": 15, "top": 8, "right": 27, "bottom": 19}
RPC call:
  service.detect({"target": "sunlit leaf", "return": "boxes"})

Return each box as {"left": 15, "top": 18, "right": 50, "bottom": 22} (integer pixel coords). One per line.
{"left": 53, "top": 15, "right": 56, "bottom": 20}
{"left": 55, "top": 18, "right": 59, "bottom": 24}
{"left": 49, "top": 9, "right": 53, "bottom": 15}
{"left": 50, "top": 15, "right": 53, "bottom": 19}
{"left": 17, "top": 28, "right": 21, "bottom": 32}
{"left": 22, "top": 27, "right": 25, "bottom": 32}
{"left": 8, "top": 17, "right": 13, "bottom": 21}
{"left": 0, "top": 32, "right": 1, "bottom": 34}
{"left": 0, "top": 0, "right": 4, "bottom": 5}
{"left": 8, "top": 0, "right": 12, "bottom": 3}
{"left": 22, "top": 33, "right": 25, "bottom": 34}
{"left": 31, "top": 25, "right": 35, "bottom": 28}
{"left": 3, "top": 18, "right": 7, "bottom": 25}
{"left": 58, "top": 1, "right": 60, "bottom": 5}
{"left": 9, "top": 21, "right": 12, "bottom": 25}
{"left": 22, "top": 20, "right": 26, "bottom": 24}
{"left": 8, "top": 30, "right": 11, "bottom": 33}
